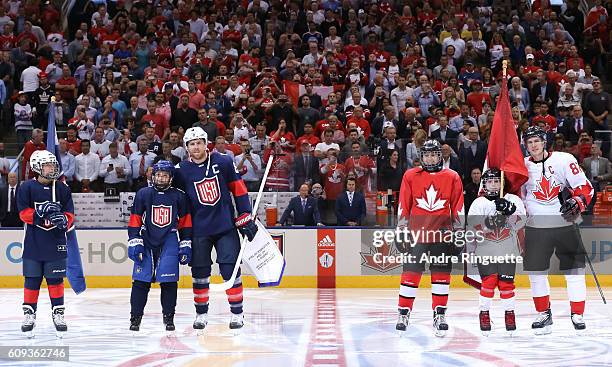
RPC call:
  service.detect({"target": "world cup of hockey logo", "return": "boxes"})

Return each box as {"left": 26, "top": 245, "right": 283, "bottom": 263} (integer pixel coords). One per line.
{"left": 194, "top": 176, "right": 221, "bottom": 206}
{"left": 319, "top": 252, "right": 334, "bottom": 268}
{"left": 152, "top": 205, "right": 172, "bottom": 228}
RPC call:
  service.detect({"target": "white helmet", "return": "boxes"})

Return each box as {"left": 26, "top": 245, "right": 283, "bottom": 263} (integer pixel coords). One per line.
{"left": 30, "top": 150, "right": 60, "bottom": 180}
{"left": 183, "top": 126, "right": 208, "bottom": 146}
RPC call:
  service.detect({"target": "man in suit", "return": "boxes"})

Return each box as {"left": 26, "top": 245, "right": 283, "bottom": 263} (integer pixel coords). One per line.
{"left": 124, "top": 96, "right": 147, "bottom": 124}
{"left": 0, "top": 172, "right": 22, "bottom": 227}
{"left": 530, "top": 70, "right": 559, "bottom": 109}
{"left": 459, "top": 127, "right": 487, "bottom": 182}
{"left": 293, "top": 141, "right": 321, "bottom": 191}
{"left": 335, "top": 178, "right": 367, "bottom": 226}
{"left": 277, "top": 184, "right": 322, "bottom": 226}
{"left": 561, "top": 105, "right": 594, "bottom": 145}
{"left": 441, "top": 144, "right": 461, "bottom": 173}
{"left": 581, "top": 144, "right": 612, "bottom": 213}
{"left": 430, "top": 116, "right": 460, "bottom": 153}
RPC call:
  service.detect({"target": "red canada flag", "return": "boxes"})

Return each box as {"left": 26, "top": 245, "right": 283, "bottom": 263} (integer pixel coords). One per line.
{"left": 532, "top": 175, "right": 561, "bottom": 202}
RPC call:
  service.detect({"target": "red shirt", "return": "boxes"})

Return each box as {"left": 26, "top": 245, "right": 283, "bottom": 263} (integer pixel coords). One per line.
{"left": 141, "top": 113, "right": 168, "bottom": 139}
{"left": 0, "top": 33, "right": 15, "bottom": 50}
{"left": 532, "top": 114, "right": 557, "bottom": 132}
{"left": 296, "top": 134, "right": 320, "bottom": 149}
{"left": 56, "top": 76, "right": 77, "bottom": 101}
{"left": 345, "top": 117, "right": 371, "bottom": 139}
{"left": 466, "top": 92, "right": 492, "bottom": 116}
{"left": 66, "top": 138, "right": 82, "bottom": 155}
{"left": 344, "top": 155, "right": 375, "bottom": 192}
{"left": 322, "top": 163, "right": 346, "bottom": 200}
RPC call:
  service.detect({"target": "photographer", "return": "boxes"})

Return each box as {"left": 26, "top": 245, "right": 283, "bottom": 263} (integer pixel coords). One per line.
{"left": 99, "top": 142, "right": 131, "bottom": 193}
{"left": 235, "top": 140, "right": 263, "bottom": 192}
{"left": 266, "top": 93, "right": 297, "bottom": 135}
{"left": 231, "top": 112, "right": 255, "bottom": 143}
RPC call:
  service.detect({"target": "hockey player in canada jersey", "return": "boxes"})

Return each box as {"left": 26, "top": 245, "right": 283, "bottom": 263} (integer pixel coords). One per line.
{"left": 467, "top": 168, "right": 526, "bottom": 336}
{"left": 395, "top": 140, "right": 464, "bottom": 337}
{"left": 173, "top": 127, "right": 258, "bottom": 332}
{"left": 17, "top": 150, "right": 75, "bottom": 338}
{"left": 127, "top": 160, "right": 192, "bottom": 333}
{"left": 521, "top": 126, "right": 594, "bottom": 334}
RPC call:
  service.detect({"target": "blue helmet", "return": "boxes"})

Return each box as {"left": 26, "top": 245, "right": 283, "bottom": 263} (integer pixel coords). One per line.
{"left": 152, "top": 160, "right": 175, "bottom": 190}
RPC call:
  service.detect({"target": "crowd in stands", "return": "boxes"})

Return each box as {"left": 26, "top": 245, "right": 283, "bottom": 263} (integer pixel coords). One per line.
{"left": 0, "top": 0, "right": 611, "bottom": 226}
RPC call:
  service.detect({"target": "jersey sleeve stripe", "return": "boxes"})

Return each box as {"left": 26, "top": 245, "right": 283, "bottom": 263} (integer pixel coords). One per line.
{"left": 19, "top": 208, "right": 34, "bottom": 224}
{"left": 228, "top": 180, "right": 248, "bottom": 198}
{"left": 177, "top": 214, "right": 192, "bottom": 230}
{"left": 65, "top": 212, "right": 75, "bottom": 229}
{"left": 128, "top": 214, "right": 143, "bottom": 228}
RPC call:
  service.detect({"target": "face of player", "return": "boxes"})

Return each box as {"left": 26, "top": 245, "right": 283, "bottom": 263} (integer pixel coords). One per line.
{"left": 187, "top": 139, "right": 207, "bottom": 161}
{"left": 485, "top": 177, "right": 501, "bottom": 195}
{"left": 154, "top": 171, "right": 171, "bottom": 188}
{"left": 422, "top": 151, "right": 440, "bottom": 166}
{"left": 526, "top": 137, "right": 546, "bottom": 160}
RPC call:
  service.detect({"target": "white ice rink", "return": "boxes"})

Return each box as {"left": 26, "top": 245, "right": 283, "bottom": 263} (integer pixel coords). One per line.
{"left": 1, "top": 288, "right": 611, "bottom": 367}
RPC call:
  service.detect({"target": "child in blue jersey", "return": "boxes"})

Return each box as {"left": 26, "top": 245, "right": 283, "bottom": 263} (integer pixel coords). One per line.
{"left": 174, "top": 127, "right": 258, "bottom": 332}
{"left": 127, "top": 160, "right": 192, "bottom": 333}
{"left": 17, "top": 150, "right": 74, "bottom": 338}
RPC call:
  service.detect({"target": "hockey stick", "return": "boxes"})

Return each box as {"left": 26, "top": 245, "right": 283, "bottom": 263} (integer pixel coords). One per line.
{"left": 559, "top": 192, "right": 607, "bottom": 304}
{"left": 209, "top": 154, "right": 275, "bottom": 292}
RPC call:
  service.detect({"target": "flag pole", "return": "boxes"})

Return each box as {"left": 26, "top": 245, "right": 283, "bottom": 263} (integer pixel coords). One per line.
{"left": 500, "top": 60, "right": 508, "bottom": 198}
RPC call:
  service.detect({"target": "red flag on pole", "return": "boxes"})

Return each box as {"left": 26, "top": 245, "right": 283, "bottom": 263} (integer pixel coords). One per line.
{"left": 486, "top": 77, "right": 528, "bottom": 195}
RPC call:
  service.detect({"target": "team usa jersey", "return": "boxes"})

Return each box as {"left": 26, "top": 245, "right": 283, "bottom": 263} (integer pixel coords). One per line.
{"left": 521, "top": 151, "right": 593, "bottom": 228}
{"left": 17, "top": 179, "right": 75, "bottom": 261}
{"left": 468, "top": 194, "right": 526, "bottom": 244}
{"left": 128, "top": 186, "right": 192, "bottom": 247}
{"left": 173, "top": 152, "right": 251, "bottom": 237}
{"left": 397, "top": 168, "right": 465, "bottom": 239}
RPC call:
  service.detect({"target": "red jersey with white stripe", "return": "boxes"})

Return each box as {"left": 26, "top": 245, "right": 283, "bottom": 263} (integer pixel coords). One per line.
{"left": 521, "top": 151, "right": 593, "bottom": 228}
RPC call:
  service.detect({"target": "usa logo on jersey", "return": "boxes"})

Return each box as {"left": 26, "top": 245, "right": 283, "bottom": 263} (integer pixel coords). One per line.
{"left": 194, "top": 175, "right": 221, "bottom": 206}
{"left": 152, "top": 204, "right": 172, "bottom": 228}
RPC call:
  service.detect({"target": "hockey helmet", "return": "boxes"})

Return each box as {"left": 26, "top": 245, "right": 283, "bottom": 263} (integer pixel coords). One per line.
{"left": 30, "top": 150, "right": 60, "bottom": 180}
{"left": 523, "top": 125, "right": 546, "bottom": 144}
{"left": 183, "top": 126, "right": 208, "bottom": 146}
{"left": 152, "top": 160, "right": 175, "bottom": 191}
{"left": 420, "top": 139, "right": 443, "bottom": 172}
{"left": 481, "top": 168, "right": 502, "bottom": 199}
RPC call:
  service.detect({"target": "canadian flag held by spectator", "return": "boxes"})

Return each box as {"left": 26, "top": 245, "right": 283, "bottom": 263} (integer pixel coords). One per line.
{"left": 283, "top": 81, "right": 344, "bottom": 107}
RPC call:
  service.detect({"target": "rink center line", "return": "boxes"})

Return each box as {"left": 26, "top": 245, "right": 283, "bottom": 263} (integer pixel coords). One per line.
{"left": 304, "top": 289, "right": 347, "bottom": 367}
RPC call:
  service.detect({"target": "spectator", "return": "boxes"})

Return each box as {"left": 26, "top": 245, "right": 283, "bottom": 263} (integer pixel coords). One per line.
{"left": 0, "top": 143, "right": 9, "bottom": 186}
{"left": 90, "top": 126, "right": 112, "bottom": 158}
{"left": 406, "top": 129, "right": 427, "bottom": 169}
{"left": 168, "top": 131, "right": 187, "bottom": 160}
{"left": 55, "top": 64, "right": 77, "bottom": 109}
{"left": 314, "top": 129, "right": 340, "bottom": 163}
{"left": 297, "top": 94, "right": 321, "bottom": 135}
{"left": 99, "top": 142, "right": 131, "bottom": 193}
{"left": 278, "top": 183, "right": 322, "bottom": 226}
{"left": 459, "top": 126, "right": 487, "bottom": 182}
{"left": 142, "top": 99, "right": 169, "bottom": 141}
{"left": 463, "top": 167, "right": 482, "bottom": 212}
{"left": 293, "top": 140, "right": 321, "bottom": 191}
{"left": 248, "top": 123, "right": 270, "bottom": 156}
{"left": 530, "top": 70, "right": 559, "bottom": 109}
{"left": 58, "top": 139, "right": 75, "bottom": 184}
{"left": 171, "top": 93, "right": 198, "bottom": 131}
{"left": 129, "top": 138, "right": 156, "bottom": 192}
{"left": 561, "top": 105, "right": 594, "bottom": 146}
{"left": 231, "top": 112, "right": 254, "bottom": 143}
{"left": 234, "top": 139, "right": 262, "bottom": 192}
{"left": 31, "top": 72, "right": 54, "bottom": 129}
{"left": 339, "top": 128, "right": 368, "bottom": 162}
{"left": 212, "top": 135, "right": 234, "bottom": 158}
{"left": 441, "top": 144, "right": 461, "bottom": 173}
{"left": 430, "top": 116, "right": 459, "bottom": 152}
{"left": 22, "top": 128, "right": 45, "bottom": 179}
{"left": 379, "top": 149, "right": 403, "bottom": 192}
{"left": 320, "top": 148, "right": 345, "bottom": 218}
{"left": 124, "top": 96, "right": 146, "bottom": 124}
{"left": 335, "top": 177, "right": 367, "bottom": 226}
{"left": 14, "top": 91, "right": 33, "bottom": 149}
{"left": 449, "top": 103, "right": 476, "bottom": 132}
{"left": 581, "top": 144, "right": 612, "bottom": 213}
{"left": 0, "top": 172, "right": 20, "bottom": 227}
{"left": 508, "top": 76, "right": 530, "bottom": 113}
{"left": 344, "top": 141, "right": 375, "bottom": 193}
{"left": 153, "top": 141, "right": 181, "bottom": 165}
{"left": 263, "top": 141, "right": 292, "bottom": 192}
{"left": 583, "top": 78, "right": 611, "bottom": 158}
{"left": 557, "top": 83, "right": 581, "bottom": 110}
{"left": 74, "top": 139, "right": 100, "bottom": 193}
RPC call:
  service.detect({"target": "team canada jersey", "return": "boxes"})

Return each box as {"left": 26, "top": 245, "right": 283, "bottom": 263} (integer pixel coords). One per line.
{"left": 17, "top": 179, "right": 75, "bottom": 261}
{"left": 173, "top": 152, "right": 251, "bottom": 237}
{"left": 468, "top": 194, "right": 526, "bottom": 244}
{"left": 397, "top": 168, "right": 465, "bottom": 236}
{"left": 128, "top": 187, "right": 192, "bottom": 247}
{"left": 521, "top": 152, "right": 593, "bottom": 227}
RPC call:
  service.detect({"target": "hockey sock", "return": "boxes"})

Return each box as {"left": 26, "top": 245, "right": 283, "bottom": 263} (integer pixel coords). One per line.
{"left": 479, "top": 274, "right": 498, "bottom": 311}
{"left": 23, "top": 277, "right": 42, "bottom": 312}
{"left": 498, "top": 280, "right": 516, "bottom": 311}
{"left": 46, "top": 278, "right": 64, "bottom": 308}
{"left": 529, "top": 274, "right": 551, "bottom": 312}
{"left": 398, "top": 271, "right": 422, "bottom": 311}
{"left": 192, "top": 267, "right": 211, "bottom": 314}
{"left": 130, "top": 280, "right": 151, "bottom": 317}
{"left": 431, "top": 272, "right": 451, "bottom": 310}
{"left": 220, "top": 264, "right": 243, "bottom": 314}
{"left": 565, "top": 273, "right": 586, "bottom": 315}
{"left": 160, "top": 282, "right": 178, "bottom": 315}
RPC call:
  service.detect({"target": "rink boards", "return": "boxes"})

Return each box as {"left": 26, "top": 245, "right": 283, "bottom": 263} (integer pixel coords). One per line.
{"left": 1, "top": 227, "right": 612, "bottom": 288}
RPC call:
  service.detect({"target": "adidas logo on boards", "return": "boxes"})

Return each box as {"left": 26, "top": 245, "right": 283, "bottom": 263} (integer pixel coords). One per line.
{"left": 318, "top": 235, "right": 335, "bottom": 248}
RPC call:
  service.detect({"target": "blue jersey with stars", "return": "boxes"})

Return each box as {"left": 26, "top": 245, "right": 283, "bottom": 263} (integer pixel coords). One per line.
{"left": 173, "top": 152, "right": 251, "bottom": 237}
{"left": 128, "top": 186, "right": 192, "bottom": 247}
{"left": 17, "top": 179, "right": 75, "bottom": 261}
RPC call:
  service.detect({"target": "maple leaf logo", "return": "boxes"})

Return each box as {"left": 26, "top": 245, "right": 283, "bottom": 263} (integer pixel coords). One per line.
{"left": 360, "top": 241, "right": 402, "bottom": 273}
{"left": 416, "top": 184, "right": 447, "bottom": 212}
{"left": 532, "top": 175, "right": 561, "bottom": 202}
{"left": 484, "top": 227, "right": 511, "bottom": 242}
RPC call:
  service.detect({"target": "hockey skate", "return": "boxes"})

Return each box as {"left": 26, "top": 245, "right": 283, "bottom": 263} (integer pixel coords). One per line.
{"left": 433, "top": 307, "right": 449, "bottom": 337}
{"left": 229, "top": 313, "right": 244, "bottom": 335}
{"left": 21, "top": 305, "right": 36, "bottom": 338}
{"left": 163, "top": 314, "right": 175, "bottom": 337}
{"left": 532, "top": 309, "right": 553, "bottom": 335}
{"left": 193, "top": 313, "right": 208, "bottom": 335}
{"left": 479, "top": 310, "right": 492, "bottom": 336}
{"left": 505, "top": 310, "right": 516, "bottom": 336}
{"left": 395, "top": 309, "right": 410, "bottom": 336}
{"left": 129, "top": 315, "right": 142, "bottom": 332}
{"left": 52, "top": 306, "right": 67, "bottom": 338}
{"left": 571, "top": 313, "right": 586, "bottom": 333}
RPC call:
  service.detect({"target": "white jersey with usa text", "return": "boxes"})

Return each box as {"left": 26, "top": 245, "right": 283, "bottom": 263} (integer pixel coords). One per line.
{"left": 521, "top": 151, "right": 593, "bottom": 228}
{"left": 468, "top": 194, "right": 526, "bottom": 250}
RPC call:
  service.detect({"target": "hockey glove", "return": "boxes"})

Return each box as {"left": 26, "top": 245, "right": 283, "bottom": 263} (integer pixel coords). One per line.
{"left": 36, "top": 202, "right": 62, "bottom": 218}
{"left": 494, "top": 198, "right": 516, "bottom": 216}
{"left": 235, "top": 213, "right": 258, "bottom": 241}
{"left": 179, "top": 240, "right": 192, "bottom": 265}
{"left": 128, "top": 238, "right": 145, "bottom": 264}
{"left": 560, "top": 196, "right": 585, "bottom": 223}
{"left": 48, "top": 212, "right": 68, "bottom": 230}
{"left": 394, "top": 226, "right": 413, "bottom": 253}
{"left": 484, "top": 214, "right": 507, "bottom": 230}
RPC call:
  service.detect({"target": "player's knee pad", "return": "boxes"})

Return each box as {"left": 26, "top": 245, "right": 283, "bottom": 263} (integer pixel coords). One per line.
{"left": 219, "top": 263, "right": 241, "bottom": 282}
{"left": 133, "top": 280, "right": 152, "bottom": 290}
{"left": 498, "top": 279, "right": 515, "bottom": 299}
{"left": 192, "top": 266, "right": 212, "bottom": 279}
{"left": 480, "top": 274, "right": 498, "bottom": 298}
{"left": 24, "top": 277, "right": 43, "bottom": 290}
{"left": 45, "top": 277, "right": 63, "bottom": 285}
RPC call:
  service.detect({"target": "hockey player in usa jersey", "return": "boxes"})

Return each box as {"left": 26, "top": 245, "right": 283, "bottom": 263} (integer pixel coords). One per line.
{"left": 467, "top": 168, "right": 526, "bottom": 336}
{"left": 17, "top": 150, "right": 74, "bottom": 338}
{"left": 521, "top": 126, "right": 594, "bottom": 334}
{"left": 394, "top": 140, "right": 464, "bottom": 337}
{"left": 173, "top": 127, "right": 258, "bottom": 332}
{"left": 127, "top": 160, "right": 192, "bottom": 333}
